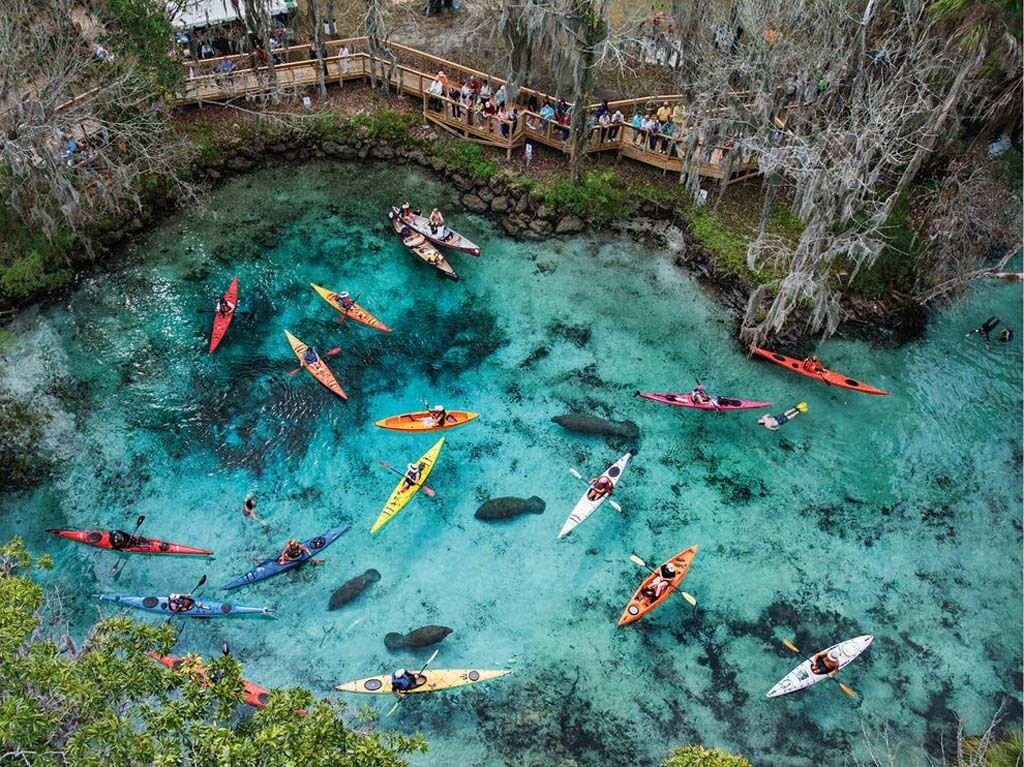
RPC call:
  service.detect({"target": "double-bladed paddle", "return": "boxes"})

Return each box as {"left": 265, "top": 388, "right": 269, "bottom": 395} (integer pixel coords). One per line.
{"left": 628, "top": 554, "right": 697, "bottom": 606}
{"left": 287, "top": 347, "right": 341, "bottom": 376}
{"left": 782, "top": 639, "right": 857, "bottom": 698}
{"left": 386, "top": 648, "right": 440, "bottom": 717}
{"left": 378, "top": 461, "right": 436, "bottom": 497}
{"left": 109, "top": 515, "right": 146, "bottom": 577}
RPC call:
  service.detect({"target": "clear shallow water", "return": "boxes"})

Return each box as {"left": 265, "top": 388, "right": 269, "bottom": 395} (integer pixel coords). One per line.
{"left": 1, "top": 162, "right": 1021, "bottom": 766}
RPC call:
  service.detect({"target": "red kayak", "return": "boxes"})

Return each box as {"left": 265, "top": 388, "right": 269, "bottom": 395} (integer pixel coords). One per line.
{"left": 749, "top": 345, "right": 889, "bottom": 396}
{"left": 46, "top": 529, "right": 212, "bottom": 556}
{"left": 209, "top": 276, "right": 238, "bottom": 353}
{"left": 636, "top": 391, "right": 771, "bottom": 410}
{"left": 147, "top": 652, "right": 273, "bottom": 709}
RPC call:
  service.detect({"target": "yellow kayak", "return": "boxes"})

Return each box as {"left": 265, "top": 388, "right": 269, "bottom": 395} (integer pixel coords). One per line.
{"left": 374, "top": 410, "right": 479, "bottom": 432}
{"left": 284, "top": 330, "right": 347, "bottom": 400}
{"left": 370, "top": 437, "right": 444, "bottom": 534}
{"left": 310, "top": 284, "right": 391, "bottom": 333}
{"left": 336, "top": 669, "right": 510, "bottom": 694}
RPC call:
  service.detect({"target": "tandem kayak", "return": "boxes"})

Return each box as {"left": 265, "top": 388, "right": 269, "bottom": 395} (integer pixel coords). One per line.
{"left": 284, "top": 330, "right": 347, "bottom": 400}
{"left": 336, "top": 669, "right": 510, "bottom": 694}
{"left": 310, "top": 283, "right": 391, "bottom": 333}
{"left": 209, "top": 276, "right": 238, "bottom": 353}
{"left": 398, "top": 209, "right": 481, "bottom": 256}
{"left": 46, "top": 528, "right": 212, "bottom": 557}
{"left": 749, "top": 346, "right": 889, "bottom": 396}
{"left": 389, "top": 209, "right": 459, "bottom": 281}
{"left": 147, "top": 652, "right": 274, "bottom": 708}
{"left": 370, "top": 437, "right": 444, "bottom": 534}
{"left": 558, "top": 452, "right": 631, "bottom": 539}
{"left": 92, "top": 593, "right": 272, "bottom": 618}
{"left": 767, "top": 635, "right": 874, "bottom": 698}
{"left": 636, "top": 391, "right": 771, "bottom": 411}
{"left": 223, "top": 524, "right": 350, "bottom": 590}
{"left": 618, "top": 545, "right": 699, "bottom": 626}
{"left": 374, "top": 410, "right": 479, "bottom": 432}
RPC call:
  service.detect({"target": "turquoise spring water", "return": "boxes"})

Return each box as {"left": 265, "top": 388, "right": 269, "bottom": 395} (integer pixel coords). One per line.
{"left": 1, "top": 161, "right": 1020, "bottom": 766}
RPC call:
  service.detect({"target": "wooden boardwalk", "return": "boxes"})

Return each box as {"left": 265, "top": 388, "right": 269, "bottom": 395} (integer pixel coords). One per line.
{"left": 176, "top": 37, "right": 759, "bottom": 183}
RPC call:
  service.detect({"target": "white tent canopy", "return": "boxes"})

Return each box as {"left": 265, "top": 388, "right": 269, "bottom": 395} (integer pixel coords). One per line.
{"left": 169, "top": 0, "right": 294, "bottom": 30}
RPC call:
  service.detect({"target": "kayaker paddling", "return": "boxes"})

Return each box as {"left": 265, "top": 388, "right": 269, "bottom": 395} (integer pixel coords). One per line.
{"left": 586, "top": 474, "right": 614, "bottom": 501}
{"left": 640, "top": 562, "right": 677, "bottom": 603}
{"left": 278, "top": 539, "right": 311, "bottom": 564}
{"left": 215, "top": 295, "right": 235, "bottom": 316}
{"left": 108, "top": 530, "right": 136, "bottom": 550}
{"left": 336, "top": 291, "right": 355, "bottom": 310}
{"left": 429, "top": 404, "right": 449, "bottom": 427}
{"left": 402, "top": 462, "right": 424, "bottom": 491}
{"left": 303, "top": 346, "right": 320, "bottom": 367}
{"left": 810, "top": 649, "right": 841, "bottom": 677}
{"left": 168, "top": 593, "right": 196, "bottom": 613}
{"left": 390, "top": 668, "right": 424, "bottom": 693}
{"left": 802, "top": 355, "right": 825, "bottom": 375}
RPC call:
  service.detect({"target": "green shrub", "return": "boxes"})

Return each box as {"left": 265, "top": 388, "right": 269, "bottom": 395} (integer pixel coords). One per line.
{"left": 0, "top": 250, "right": 73, "bottom": 299}
{"left": 663, "top": 744, "right": 752, "bottom": 767}
{"left": 534, "top": 169, "right": 635, "bottom": 224}
{"left": 433, "top": 141, "right": 501, "bottom": 180}
{"left": 350, "top": 109, "right": 419, "bottom": 143}
{"left": 185, "top": 119, "right": 225, "bottom": 165}
{"left": 684, "top": 204, "right": 763, "bottom": 284}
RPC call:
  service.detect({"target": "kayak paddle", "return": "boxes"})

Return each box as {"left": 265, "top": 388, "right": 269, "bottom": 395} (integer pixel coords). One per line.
{"left": 782, "top": 639, "right": 858, "bottom": 698}
{"left": 378, "top": 461, "right": 436, "bottom": 497}
{"left": 109, "top": 515, "right": 146, "bottom": 577}
{"left": 628, "top": 554, "right": 696, "bottom": 606}
{"left": 386, "top": 648, "right": 440, "bottom": 717}
{"left": 334, "top": 292, "right": 364, "bottom": 324}
{"left": 287, "top": 347, "right": 341, "bottom": 376}
{"left": 568, "top": 468, "right": 622, "bottom": 512}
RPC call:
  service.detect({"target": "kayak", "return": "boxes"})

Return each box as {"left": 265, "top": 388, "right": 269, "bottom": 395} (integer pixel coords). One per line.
{"left": 284, "top": 330, "right": 347, "bottom": 400}
{"left": 389, "top": 209, "right": 459, "bottom": 281}
{"left": 370, "top": 437, "right": 444, "bottom": 534}
{"left": 767, "top": 635, "right": 874, "bottom": 698}
{"left": 558, "top": 452, "right": 631, "bottom": 539}
{"left": 92, "top": 593, "right": 272, "bottom": 618}
{"left": 209, "top": 276, "right": 238, "bottom": 353}
{"left": 618, "top": 545, "right": 699, "bottom": 626}
{"left": 636, "top": 391, "right": 771, "bottom": 411}
{"left": 336, "top": 669, "right": 510, "bottom": 694}
{"left": 749, "top": 346, "right": 889, "bottom": 396}
{"left": 398, "top": 209, "right": 481, "bottom": 256}
{"left": 310, "top": 283, "right": 391, "bottom": 333}
{"left": 374, "top": 409, "right": 479, "bottom": 432}
{"left": 223, "top": 524, "right": 351, "bottom": 590}
{"left": 46, "top": 528, "right": 212, "bottom": 556}
{"left": 148, "top": 652, "right": 273, "bottom": 708}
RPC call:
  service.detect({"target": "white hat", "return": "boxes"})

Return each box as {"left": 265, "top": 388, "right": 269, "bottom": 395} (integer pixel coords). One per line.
{"left": 407, "top": 463, "right": 417, "bottom": 471}
{"left": 393, "top": 668, "right": 407, "bottom": 677}
{"left": 340, "top": 291, "right": 349, "bottom": 298}
{"left": 432, "top": 404, "right": 444, "bottom": 412}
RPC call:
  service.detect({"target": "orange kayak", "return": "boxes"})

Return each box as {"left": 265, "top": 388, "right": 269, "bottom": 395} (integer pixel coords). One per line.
{"left": 310, "top": 284, "right": 391, "bottom": 333}
{"left": 748, "top": 346, "right": 889, "bottom": 395}
{"left": 618, "top": 545, "right": 698, "bottom": 626}
{"left": 284, "top": 330, "right": 347, "bottom": 400}
{"left": 374, "top": 409, "right": 479, "bottom": 432}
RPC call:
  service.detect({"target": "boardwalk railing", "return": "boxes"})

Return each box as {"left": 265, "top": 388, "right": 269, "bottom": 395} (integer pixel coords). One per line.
{"left": 175, "top": 37, "right": 759, "bottom": 183}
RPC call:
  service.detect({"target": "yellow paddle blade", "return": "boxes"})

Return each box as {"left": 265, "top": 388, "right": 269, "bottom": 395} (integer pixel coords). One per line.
{"left": 629, "top": 554, "right": 648, "bottom": 568}
{"left": 385, "top": 699, "right": 401, "bottom": 717}
{"left": 680, "top": 591, "right": 697, "bottom": 606}
{"left": 796, "top": 402, "right": 809, "bottom": 412}
{"left": 838, "top": 682, "right": 858, "bottom": 698}
{"left": 783, "top": 639, "right": 801, "bottom": 654}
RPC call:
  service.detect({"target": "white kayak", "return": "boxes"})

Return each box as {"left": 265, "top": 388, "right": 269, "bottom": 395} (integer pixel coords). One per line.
{"left": 558, "top": 452, "right": 631, "bottom": 539}
{"left": 766, "top": 635, "right": 873, "bottom": 698}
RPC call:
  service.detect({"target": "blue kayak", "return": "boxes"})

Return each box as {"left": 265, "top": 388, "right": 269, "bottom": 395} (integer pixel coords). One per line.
{"left": 223, "top": 524, "right": 351, "bottom": 590}
{"left": 92, "top": 593, "right": 272, "bottom": 617}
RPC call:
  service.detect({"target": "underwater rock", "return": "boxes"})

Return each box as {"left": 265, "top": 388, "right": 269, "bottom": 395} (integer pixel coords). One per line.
{"left": 328, "top": 569, "right": 380, "bottom": 610}
{"left": 384, "top": 625, "right": 453, "bottom": 650}
{"left": 552, "top": 414, "right": 640, "bottom": 439}
{"left": 475, "top": 496, "right": 546, "bottom": 521}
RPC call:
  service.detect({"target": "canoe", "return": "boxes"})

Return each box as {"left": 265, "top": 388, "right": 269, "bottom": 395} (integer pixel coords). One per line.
{"left": 399, "top": 209, "right": 481, "bottom": 256}
{"left": 389, "top": 208, "right": 459, "bottom": 281}
{"left": 370, "top": 437, "right": 445, "bottom": 534}
{"left": 374, "top": 410, "right": 479, "bottom": 432}
{"left": 636, "top": 391, "right": 771, "bottom": 411}
{"left": 766, "top": 635, "right": 874, "bottom": 698}
{"left": 618, "top": 545, "right": 699, "bottom": 626}
{"left": 148, "top": 652, "right": 273, "bottom": 708}
{"left": 223, "top": 524, "right": 350, "bottom": 590}
{"left": 46, "top": 528, "right": 212, "bottom": 556}
{"left": 284, "top": 330, "right": 347, "bottom": 400}
{"left": 336, "top": 669, "right": 510, "bottom": 694}
{"left": 310, "top": 283, "right": 391, "bottom": 333}
{"left": 209, "top": 276, "right": 238, "bottom": 353}
{"left": 92, "top": 593, "right": 272, "bottom": 618}
{"left": 749, "top": 346, "right": 889, "bottom": 396}
{"left": 558, "top": 452, "right": 631, "bottom": 539}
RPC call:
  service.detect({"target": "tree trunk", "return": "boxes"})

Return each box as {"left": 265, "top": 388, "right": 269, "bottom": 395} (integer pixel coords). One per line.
{"left": 310, "top": 0, "right": 327, "bottom": 97}
{"left": 567, "top": 0, "right": 606, "bottom": 186}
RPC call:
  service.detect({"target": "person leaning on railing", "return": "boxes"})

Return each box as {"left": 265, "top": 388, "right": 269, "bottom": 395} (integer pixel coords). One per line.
{"left": 631, "top": 110, "right": 644, "bottom": 144}
{"left": 609, "top": 108, "right": 624, "bottom": 141}
{"left": 642, "top": 113, "right": 659, "bottom": 150}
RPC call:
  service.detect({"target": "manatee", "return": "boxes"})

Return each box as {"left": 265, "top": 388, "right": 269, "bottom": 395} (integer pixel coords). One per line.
{"left": 328, "top": 569, "right": 380, "bottom": 610}
{"left": 475, "top": 495, "right": 546, "bottom": 521}
{"left": 384, "top": 625, "right": 453, "bottom": 650}
{"left": 552, "top": 414, "right": 640, "bottom": 439}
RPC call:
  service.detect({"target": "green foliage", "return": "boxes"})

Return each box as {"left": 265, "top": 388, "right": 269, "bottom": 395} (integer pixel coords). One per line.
{"left": 684, "top": 204, "right": 764, "bottom": 284}
{"left": 849, "top": 196, "right": 918, "bottom": 299}
{"left": 432, "top": 141, "right": 501, "bottom": 181}
{"left": 184, "top": 120, "right": 225, "bottom": 166}
{"left": 662, "top": 744, "right": 753, "bottom": 767}
{"left": 960, "top": 730, "right": 1024, "bottom": 767}
{"left": 534, "top": 169, "right": 635, "bottom": 224}
{"left": 0, "top": 250, "right": 73, "bottom": 299}
{"left": 99, "top": 0, "right": 182, "bottom": 93}
{"left": 349, "top": 109, "right": 420, "bottom": 143}
{"left": 1, "top": 538, "right": 428, "bottom": 766}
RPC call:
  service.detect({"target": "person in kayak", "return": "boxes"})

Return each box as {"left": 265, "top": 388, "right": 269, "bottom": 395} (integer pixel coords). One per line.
{"left": 401, "top": 462, "right": 424, "bottom": 491}
{"left": 810, "top": 649, "right": 840, "bottom": 676}
{"left": 391, "top": 668, "right": 422, "bottom": 693}
{"left": 335, "top": 291, "right": 355, "bottom": 311}
{"left": 278, "top": 539, "right": 311, "bottom": 564}
{"left": 802, "top": 355, "right": 825, "bottom": 374}
{"left": 215, "top": 296, "right": 235, "bottom": 316}
{"left": 303, "top": 346, "right": 319, "bottom": 367}
{"left": 108, "top": 530, "right": 134, "bottom": 550}
{"left": 168, "top": 593, "right": 196, "bottom": 613}
{"left": 429, "top": 404, "right": 448, "bottom": 426}
{"left": 640, "top": 562, "right": 678, "bottom": 603}
{"left": 998, "top": 327, "right": 1014, "bottom": 343}
{"left": 971, "top": 315, "right": 1000, "bottom": 344}
{"left": 428, "top": 208, "right": 446, "bottom": 237}
{"left": 691, "top": 384, "right": 721, "bottom": 410}
{"left": 586, "top": 475, "right": 614, "bottom": 501}
{"left": 400, "top": 202, "right": 416, "bottom": 221}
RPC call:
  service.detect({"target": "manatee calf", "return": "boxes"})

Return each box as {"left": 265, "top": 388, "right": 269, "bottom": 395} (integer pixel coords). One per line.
{"left": 475, "top": 495, "right": 546, "bottom": 521}
{"left": 384, "top": 625, "right": 453, "bottom": 650}
{"left": 328, "top": 569, "right": 380, "bottom": 610}
{"left": 552, "top": 414, "right": 640, "bottom": 439}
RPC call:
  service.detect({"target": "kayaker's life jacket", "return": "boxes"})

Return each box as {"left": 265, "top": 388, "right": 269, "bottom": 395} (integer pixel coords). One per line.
{"left": 391, "top": 673, "right": 415, "bottom": 691}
